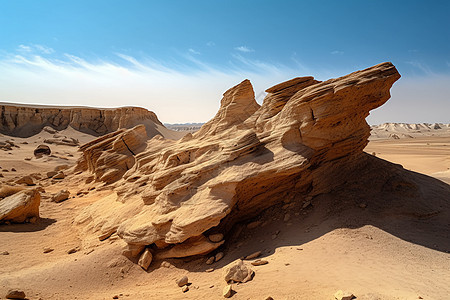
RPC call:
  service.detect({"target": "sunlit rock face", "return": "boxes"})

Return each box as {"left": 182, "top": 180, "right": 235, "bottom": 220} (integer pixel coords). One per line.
{"left": 75, "top": 62, "right": 401, "bottom": 259}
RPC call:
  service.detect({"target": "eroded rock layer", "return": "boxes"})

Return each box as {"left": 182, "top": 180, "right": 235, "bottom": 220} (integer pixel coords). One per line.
{"left": 75, "top": 62, "right": 401, "bottom": 259}
{"left": 0, "top": 103, "right": 180, "bottom": 139}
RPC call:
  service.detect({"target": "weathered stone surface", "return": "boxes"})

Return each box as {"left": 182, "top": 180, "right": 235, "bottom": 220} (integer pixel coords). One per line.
{"left": 122, "top": 243, "right": 144, "bottom": 258}
{"left": 52, "top": 190, "right": 70, "bottom": 203}
{"left": 223, "top": 260, "right": 254, "bottom": 283}
{"left": 0, "top": 104, "right": 167, "bottom": 138}
{"left": 34, "top": 144, "right": 51, "bottom": 157}
{"left": 47, "top": 171, "right": 57, "bottom": 178}
{"left": 74, "top": 63, "right": 402, "bottom": 260}
{"left": 0, "top": 190, "right": 40, "bottom": 223}
{"left": 75, "top": 125, "right": 148, "bottom": 184}
{"left": 137, "top": 248, "right": 153, "bottom": 270}
{"left": 156, "top": 235, "right": 224, "bottom": 259}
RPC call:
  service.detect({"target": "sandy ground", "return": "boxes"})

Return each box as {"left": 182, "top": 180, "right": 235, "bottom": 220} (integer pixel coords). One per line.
{"left": 1, "top": 128, "right": 449, "bottom": 300}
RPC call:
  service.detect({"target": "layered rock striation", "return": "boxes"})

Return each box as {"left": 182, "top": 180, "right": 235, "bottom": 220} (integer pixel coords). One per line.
{"left": 75, "top": 62, "right": 402, "bottom": 260}
{"left": 0, "top": 104, "right": 180, "bottom": 139}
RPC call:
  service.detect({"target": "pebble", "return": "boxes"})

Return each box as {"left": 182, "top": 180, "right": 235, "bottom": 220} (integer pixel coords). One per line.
{"left": 206, "top": 256, "right": 215, "bottom": 265}
{"left": 215, "top": 252, "right": 224, "bottom": 262}
{"left": 43, "top": 248, "right": 54, "bottom": 253}
{"left": 245, "top": 251, "right": 261, "bottom": 260}
{"left": 209, "top": 233, "right": 224, "bottom": 243}
{"left": 182, "top": 286, "right": 189, "bottom": 293}
{"left": 1, "top": 251, "right": 9, "bottom": 255}
{"left": 251, "top": 259, "right": 268, "bottom": 266}
{"left": 176, "top": 275, "right": 189, "bottom": 287}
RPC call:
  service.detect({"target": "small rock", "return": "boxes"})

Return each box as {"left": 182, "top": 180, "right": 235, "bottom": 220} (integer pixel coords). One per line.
{"left": 334, "top": 290, "right": 355, "bottom": 300}
{"left": 205, "top": 268, "right": 214, "bottom": 273}
{"left": 223, "top": 285, "right": 233, "bottom": 298}
{"left": 11, "top": 168, "right": 16, "bottom": 172}
{"left": 138, "top": 249, "right": 153, "bottom": 271}
{"left": 53, "top": 171, "right": 65, "bottom": 179}
{"left": 46, "top": 171, "right": 57, "bottom": 178}
{"left": 160, "top": 261, "right": 172, "bottom": 268}
{"left": 359, "top": 203, "right": 367, "bottom": 208}
{"left": 206, "top": 256, "right": 215, "bottom": 265}
{"left": 43, "top": 247, "right": 54, "bottom": 253}
{"left": 302, "top": 201, "right": 311, "bottom": 209}
{"left": 215, "top": 252, "right": 224, "bottom": 262}
{"left": 52, "top": 190, "right": 70, "bottom": 203}
{"left": 176, "top": 275, "right": 189, "bottom": 287}
{"left": 283, "top": 213, "right": 290, "bottom": 222}
{"left": 223, "top": 259, "right": 254, "bottom": 283}
{"left": 247, "top": 221, "right": 261, "bottom": 229}
{"left": 67, "top": 247, "right": 79, "bottom": 254}
{"left": 1, "top": 251, "right": 9, "bottom": 255}
{"left": 5, "top": 289, "right": 26, "bottom": 299}
{"left": 122, "top": 243, "right": 144, "bottom": 258}
{"left": 251, "top": 259, "right": 268, "bottom": 266}
{"left": 15, "top": 176, "right": 34, "bottom": 186}
{"left": 244, "top": 251, "right": 261, "bottom": 260}
{"left": 29, "top": 216, "right": 37, "bottom": 224}
{"left": 266, "top": 297, "right": 274, "bottom": 300}
{"left": 112, "top": 296, "right": 119, "bottom": 299}
{"left": 182, "top": 286, "right": 189, "bottom": 293}
{"left": 209, "top": 233, "right": 224, "bottom": 243}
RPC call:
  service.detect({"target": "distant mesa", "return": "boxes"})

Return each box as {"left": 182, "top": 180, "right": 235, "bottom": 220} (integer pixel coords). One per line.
{"left": 70, "top": 62, "right": 449, "bottom": 266}
{"left": 0, "top": 103, "right": 183, "bottom": 139}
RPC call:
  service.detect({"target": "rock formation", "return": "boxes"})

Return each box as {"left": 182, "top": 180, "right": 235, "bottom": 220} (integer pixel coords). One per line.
{"left": 74, "top": 62, "right": 402, "bottom": 262}
{"left": 0, "top": 189, "right": 40, "bottom": 223}
{"left": 0, "top": 103, "right": 181, "bottom": 139}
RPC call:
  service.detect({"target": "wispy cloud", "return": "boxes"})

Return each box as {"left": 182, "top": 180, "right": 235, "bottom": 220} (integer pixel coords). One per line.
{"left": 0, "top": 45, "right": 298, "bottom": 123}
{"left": 331, "top": 50, "right": 344, "bottom": 55}
{"left": 206, "top": 41, "right": 215, "bottom": 47}
{"left": 188, "top": 48, "right": 201, "bottom": 55}
{"left": 18, "top": 44, "right": 54, "bottom": 55}
{"left": 234, "top": 46, "right": 254, "bottom": 53}
{"left": 406, "top": 60, "right": 435, "bottom": 76}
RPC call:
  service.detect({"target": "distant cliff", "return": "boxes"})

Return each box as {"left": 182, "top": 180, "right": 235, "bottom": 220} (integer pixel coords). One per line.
{"left": 0, "top": 103, "right": 182, "bottom": 139}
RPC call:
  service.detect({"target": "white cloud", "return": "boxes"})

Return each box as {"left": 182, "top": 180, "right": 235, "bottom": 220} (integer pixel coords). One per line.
{"left": 331, "top": 50, "right": 344, "bottom": 55}
{"left": 206, "top": 41, "right": 215, "bottom": 47}
{"left": 1, "top": 45, "right": 448, "bottom": 125}
{"left": 188, "top": 48, "right": 201, "bottom": 55}
{"left": 34, "top": 44, "right": 54, "bottom": 54}
{"left": 234, "top": 46, "right": 254, "bottom": 53}
{"left": 17, "top": 44, "right": 54, "bottom": 55}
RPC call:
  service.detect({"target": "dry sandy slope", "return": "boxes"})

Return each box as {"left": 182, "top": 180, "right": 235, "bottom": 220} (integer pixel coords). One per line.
{"left": 0, "top": 130, "right": 449, "bottom": 300}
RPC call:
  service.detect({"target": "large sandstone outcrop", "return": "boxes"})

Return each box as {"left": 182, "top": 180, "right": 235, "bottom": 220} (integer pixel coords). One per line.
{"left": 75, "top": 62, "right": 401, "bottom": 259}
{"left": 0, "top": 104, "right": 181, "bottom": 139}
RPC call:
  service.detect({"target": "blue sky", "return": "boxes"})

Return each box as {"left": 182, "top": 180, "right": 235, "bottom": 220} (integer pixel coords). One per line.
{"left": 0, "top": 0, "right": 449, "bottom": 123}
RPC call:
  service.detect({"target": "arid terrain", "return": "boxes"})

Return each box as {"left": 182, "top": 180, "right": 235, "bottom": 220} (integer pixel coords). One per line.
{"left": 1, "top": 63, "right": 449, "bottom": 300}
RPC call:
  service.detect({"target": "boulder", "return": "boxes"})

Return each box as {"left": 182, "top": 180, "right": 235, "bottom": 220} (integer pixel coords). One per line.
{"left": 53, "top": 171, "right": 65, "bottom": 179}
{"left": 34, "top": 144, "right": 51, "bottom": 157}
{"left": 5, "top": 289, "right": 26, "bottom": 299}
{"left": 15, "top": 176, "right": 34, "bottom": 186}
{"left": 52, "top": 190, "right": 70, "bottom": 203}
{"left": 223, "top": 260, "right": 254, "bottom": 283}
{"left": 0, "top": 189, "right": 40, "bottom": 223}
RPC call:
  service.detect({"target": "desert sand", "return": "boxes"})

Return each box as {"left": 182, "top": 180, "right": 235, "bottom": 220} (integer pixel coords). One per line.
{"left": 1, "top": 63, "right": 449, "bottom": 300}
